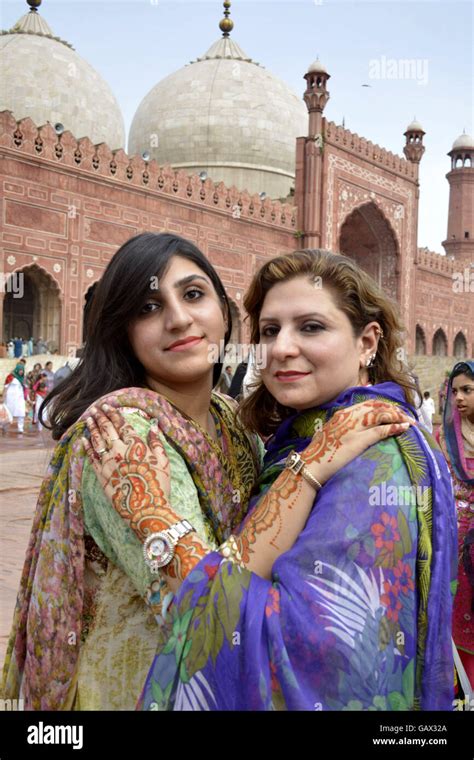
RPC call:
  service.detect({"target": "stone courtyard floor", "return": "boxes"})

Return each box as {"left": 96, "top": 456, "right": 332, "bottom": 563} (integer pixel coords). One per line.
{"left": 0, "top": 426, "right": 55, "bottom": 673}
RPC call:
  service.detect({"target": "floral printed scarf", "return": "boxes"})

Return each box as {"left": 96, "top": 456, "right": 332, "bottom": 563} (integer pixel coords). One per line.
{"left": 139, "top": 382, "right": 457, "bottom": 711}
{"left": 1, "top": 387, "right": 259, "bottom": 710}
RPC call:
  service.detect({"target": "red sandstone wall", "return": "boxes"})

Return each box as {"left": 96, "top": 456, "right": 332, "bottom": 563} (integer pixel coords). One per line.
{"left": 1, "top": 111, "right": 471, "bottom": 361}
{"left": 0, "top": 112, "right": 298, "bottom": 353}
{"left": 414, "top": 252, "right": 473, "bottom": 357}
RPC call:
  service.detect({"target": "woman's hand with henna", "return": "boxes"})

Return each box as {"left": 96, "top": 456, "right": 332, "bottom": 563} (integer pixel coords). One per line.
{"left": 81, "top": 403, "right": 210, "bottom": 588}
{"left": 301, "top": 400, "right": 415, "bottom": 485}
{"left": 82, "top": 403, "right": 171, "bottom": 538}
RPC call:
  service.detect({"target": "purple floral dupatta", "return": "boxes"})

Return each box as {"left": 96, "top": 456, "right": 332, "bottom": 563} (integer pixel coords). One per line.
{"left": 139, "top": 383, "right": 457, "bottom": 711}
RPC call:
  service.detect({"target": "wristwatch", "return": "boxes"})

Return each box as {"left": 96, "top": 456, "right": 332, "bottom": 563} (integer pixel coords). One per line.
{"left": 285, "top": 450, "right": 322, "bottom": 492}
{"left": 143, "top": 519, "right": 195, "bottom": 573}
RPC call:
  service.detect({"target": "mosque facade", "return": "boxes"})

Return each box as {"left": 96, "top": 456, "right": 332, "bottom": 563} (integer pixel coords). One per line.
{"left": 0, "top": 1, "right": 472, "bottom": 369}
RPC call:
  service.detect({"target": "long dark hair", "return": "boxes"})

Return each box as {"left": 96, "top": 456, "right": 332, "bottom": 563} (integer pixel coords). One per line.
{"left": 41, "top": 233, "right": 232, "bottom": 439}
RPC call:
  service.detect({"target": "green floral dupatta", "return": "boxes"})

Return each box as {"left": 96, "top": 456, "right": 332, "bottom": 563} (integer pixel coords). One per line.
{"left": 1, "top": 387, "right": 259, "bottom": 710}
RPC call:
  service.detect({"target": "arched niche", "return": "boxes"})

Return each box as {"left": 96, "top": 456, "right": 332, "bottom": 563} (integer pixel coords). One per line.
{"left": 339, "top": 202, "right": 399, "bottom": 301}
{"left": 2, "top": 265, "right": 62, "bottom": 351}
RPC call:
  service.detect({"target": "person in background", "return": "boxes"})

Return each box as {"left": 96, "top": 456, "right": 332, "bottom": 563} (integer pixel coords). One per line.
{"left": 36, "top": 337, "right": 48, "bottom": 354}
{"left": 13, "top": 337, "right": 22, "bottom": 359}
{"left": 53, "top": 361, "right": 74, "bottom": 388}
{"left": 0, "top": 392, "right": 13, "bottom": 435}
{"left": 227, "top": 360, "right": 248, "bottom": 399}
{"left": 27, "top": 363, "right": 43, "bottom": 388}
{"left": 216, "top": 365, "right": 233, "bottom": 394}
{"left": 28, "top": 337, "right": 34, "bottom": 357}
{"left": 437, "top": 360, "right": 474, "bottom": 689}
{"left": 43, "top": 361, "right": 55, "bottom": 393}
{"left": 26, "top": 363, "right": 43, "bottom": 423}
{"left": 419, "top": 390, "right": 436, "bottom": 433}
{"left": 33, "top": 373, "right": 49, "bottom": 431}
{"left": 4, "top": 363, "right": 26, "bottom": 434}
{"left": 439, "top": 371, "right": 450, "bottom": 416}
{"left": 7, "top": 341, "right": 14, "bottom": 359}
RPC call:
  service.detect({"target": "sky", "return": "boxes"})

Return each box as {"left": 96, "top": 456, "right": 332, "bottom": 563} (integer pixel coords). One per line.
{"left": 2, "top": 0, "right": 473, "bottom": 252}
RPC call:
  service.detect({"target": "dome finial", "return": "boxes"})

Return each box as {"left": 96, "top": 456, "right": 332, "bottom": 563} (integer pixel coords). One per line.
{"left": 27, "top": 0, "right": 42, "bottom": 12}
{"left": 219, "top": 1, "right": 234, "bottom": 37}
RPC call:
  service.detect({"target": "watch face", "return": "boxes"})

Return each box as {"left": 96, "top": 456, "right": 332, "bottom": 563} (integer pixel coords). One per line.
{"left": 149, "top": 538, "right": 167, "bottom": 559}
{"left": 144, "top": 534, "right": 173, "bottom": 567}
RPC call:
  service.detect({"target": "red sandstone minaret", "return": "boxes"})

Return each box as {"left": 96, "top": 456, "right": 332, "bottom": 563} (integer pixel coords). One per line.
{"left": 296, "top": 58, "right": 330, "bottom": 247}
{"left": 403, "top": 119, "right": 425, "bottom": 166}
{"left": 403, "top": 119, "right": 425, "bottom": 268}
{"left": 442, "top": 131, "right": 474, "bottom": 258}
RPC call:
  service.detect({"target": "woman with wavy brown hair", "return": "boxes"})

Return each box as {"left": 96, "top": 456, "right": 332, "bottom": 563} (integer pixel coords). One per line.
{"left": 86, "top": 248, "right": 456, "bottom": 711}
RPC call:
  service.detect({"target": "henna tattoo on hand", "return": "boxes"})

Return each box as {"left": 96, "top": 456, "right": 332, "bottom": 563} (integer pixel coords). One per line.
{"left": 88, "top": 414, "right": 210, "bottom": 584}
{"left": 302, "top": 408, "right": 357, "bottom": 465}
{"left": 234, "top": 467, "right": 302, "bottom": 560}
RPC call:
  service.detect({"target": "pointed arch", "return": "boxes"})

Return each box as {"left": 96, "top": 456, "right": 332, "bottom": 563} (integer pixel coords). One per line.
{"left": 2, "top": 264, "right": 62, "bottom": 351}
{"left": 339, "top": 202, "right": 399, "bottom": 300}
{"left": 415, "top": 325, "right": 426, "bottom": 355}
{"left": 453, "top": 331, "right": 467, "bottom": 359}
{"left": 432, "top": 328, "right": 448, "bottom": 357}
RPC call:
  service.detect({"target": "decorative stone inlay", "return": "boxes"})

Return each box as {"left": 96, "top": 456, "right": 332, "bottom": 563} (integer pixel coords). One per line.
{"left": 7, "top": 255, "right": 16, "bottom": 265}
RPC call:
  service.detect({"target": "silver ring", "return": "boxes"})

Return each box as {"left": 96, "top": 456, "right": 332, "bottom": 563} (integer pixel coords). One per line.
{"left": 96, "top": 447, "right": 107, "bottom": 456}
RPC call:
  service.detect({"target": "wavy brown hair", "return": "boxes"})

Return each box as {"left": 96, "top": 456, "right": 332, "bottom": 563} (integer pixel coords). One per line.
{"left": 238, "top": 249, "right": 418, "bottom": 437}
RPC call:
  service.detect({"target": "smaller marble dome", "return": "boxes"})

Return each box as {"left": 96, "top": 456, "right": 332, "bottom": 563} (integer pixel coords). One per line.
{"left": 307, "top": 58, "right": 329, "bottom": 75}
{"left": 0, "top": 0, "right": 125, "bottom": 149}
{"left": 451, "top": 132, "right": 474, "bottom": 151}
{"left": 405, "top": 119, "right": 425, "bottom": 133}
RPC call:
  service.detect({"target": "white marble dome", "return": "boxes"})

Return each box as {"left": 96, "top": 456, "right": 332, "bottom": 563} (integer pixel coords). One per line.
{"left": 451, "top": 132, "right": 474, "bottom": 151}
{"left": 405, "top": 119, "right": 424, "bottom": 133}
{"left": 128, "top": 34, "right": 308, "bottom": 199}
{"left": 0, "top": 2, "right": 125, "bottom": 149}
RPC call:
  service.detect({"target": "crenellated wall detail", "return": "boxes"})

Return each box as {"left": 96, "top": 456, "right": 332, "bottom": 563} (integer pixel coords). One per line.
{"left": 417, "top": 247, "right": 473, "bottom": 275}
{"left": 0, "top": 111, "right": 297, "bottom": 231}
{"left": 324, "top": 120, "right": 417, "bottom": 180}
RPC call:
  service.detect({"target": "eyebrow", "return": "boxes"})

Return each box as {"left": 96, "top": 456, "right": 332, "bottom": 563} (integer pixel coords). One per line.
{"left": 173, "top": 274, "right": 210, "bottom": 289}
{"left": 147, "top": 274, "right": 210, "bottom": 296}
{"left": 259, "top": 312, "right": 328, "bottom": 323}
